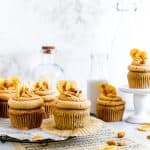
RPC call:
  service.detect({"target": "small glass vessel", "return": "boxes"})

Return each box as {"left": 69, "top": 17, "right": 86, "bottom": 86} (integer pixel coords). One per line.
{"left": 87, "top": 53, "right": 109, "bottom": 115}
{"left": 32, "top": 46, "right": 64, "bottom": 89}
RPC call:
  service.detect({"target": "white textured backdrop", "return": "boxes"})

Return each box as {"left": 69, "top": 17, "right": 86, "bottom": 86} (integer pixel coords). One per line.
{"left": 0, "top": 0, "right": 150, "bottom": 91}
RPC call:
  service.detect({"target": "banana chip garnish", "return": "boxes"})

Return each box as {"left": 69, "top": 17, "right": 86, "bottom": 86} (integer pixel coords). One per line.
{"left": 130, "top": 48, "right": 147, "bottom": 64}
{"left": 0, "top": 76, "right": 20, "bottom": 90}
{"left": 97, "top": 83, "right": 116, "bottom": 97}
{"left": 56, "top": 80, "right": 66, "bottom": 94}
{"left": 10, "top": 75, "right": 21, "bottom": 88}
{"left": 0, "top": 78, "right": 5, "bottom": 89}
{"left": 65, "top": 80, "right": 77, "bottom": 91}
{"left": 57, "top": 80, "right": 81, "bottom": 97}
{"left": 16, "top": 83, "right": 33, "bottom": 98}
{"left": 34, "top": 77, "right": 51, "bottom": 91}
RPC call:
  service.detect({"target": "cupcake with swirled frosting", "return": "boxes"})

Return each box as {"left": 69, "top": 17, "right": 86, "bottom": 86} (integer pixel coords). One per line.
{"left": 54, "top": 80, "right": 91, "bottom": 130}
{"left": 33, "top": 78, "right": 58, "bottom": 118}
{"left": 8, "top": 83, "right": 44, "bottom": 129}
{"left": 128, "top": 48, "right": 150, "bottom": 88}
{"left": 0, "top": 76, "right": 20, "bottom": 117}
{"left": 96, "top": 83, "right": 125, "bottom": 122}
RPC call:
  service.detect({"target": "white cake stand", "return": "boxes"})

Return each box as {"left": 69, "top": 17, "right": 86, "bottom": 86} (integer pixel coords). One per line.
{"left": 119, "top": 85, "right": 150, "bottom": 124}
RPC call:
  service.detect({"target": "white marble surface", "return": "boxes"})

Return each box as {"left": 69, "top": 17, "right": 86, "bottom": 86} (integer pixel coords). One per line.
{"left": 110, "top": 110, "right": 150, "bottom": 147}
{"left": 0, "top": 110, "right": 150, "bottom": 150}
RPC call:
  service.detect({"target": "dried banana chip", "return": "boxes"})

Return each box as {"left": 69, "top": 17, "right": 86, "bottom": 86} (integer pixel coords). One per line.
{"left": 99, "top": 145, "right": 117, "bottom": 150}
{"left": 32, "top": 134, "right": 43, "bottom": 141}
{"left": 65, "top": 80, "right": 71, "bottom": 91}
{"left": 130, "top": 48, "right": 147, "bottom": 64}
{"left": 97, "top": 83, "right": 116, "bottom": 97}
{"left": 57, "top": 80, "right": 66, "bottom": 93}
{"left": 137, "top": 123, "right": 150, "bottom": 132}
{"left": 66, "top": 80, "right": 77, "bottom": 91}
{"left": 34, "top": 77, "right": 51, "bottom": 90}
{"left": 10, "top": 75, "right": 21, "bottom": 87}
{"left": 57, "top": 80, "right": 77, "bottom": 94}
{"left": 130, "top": 48, "right": 140, "bottom": 59}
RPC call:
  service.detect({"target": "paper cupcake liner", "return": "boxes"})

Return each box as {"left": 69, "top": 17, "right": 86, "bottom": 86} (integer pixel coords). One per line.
{"left": 44, "top": 101, "right": 55, "bottom": 119}
{"left": 9, "top": 107, "right": 44, "bottom": 129}
{"left": 96, "top": 104, "right": 125, "bottom": 122}
{"left": 128, "top": 71, "right": 150, "bottom": 88}
{"left": 53, "top": 108, "right": 90, "bottom": 130}
{"left": 0, "top": 100, "right": 9, "bottom": 118}
{"left": 41, "top": 116, "right": 103, "bottom": 137}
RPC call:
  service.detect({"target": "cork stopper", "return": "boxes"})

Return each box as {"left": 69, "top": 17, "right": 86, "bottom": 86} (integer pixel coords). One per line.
{"left": 42, "top": 46, "right": 55, "bottom": 54}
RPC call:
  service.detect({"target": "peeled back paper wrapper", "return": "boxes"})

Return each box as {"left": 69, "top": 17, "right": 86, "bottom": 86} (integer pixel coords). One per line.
{"left": 41, "top": 116, "right": 103, "bottom": 137}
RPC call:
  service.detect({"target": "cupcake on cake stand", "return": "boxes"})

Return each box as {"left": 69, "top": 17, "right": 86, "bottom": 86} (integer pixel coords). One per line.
{"left": 120, "top": 48, "right": 150, "bottom": 124}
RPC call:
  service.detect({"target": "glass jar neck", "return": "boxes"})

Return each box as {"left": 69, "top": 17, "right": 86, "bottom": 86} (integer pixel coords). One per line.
{"left": 41, "top": 53, "right": 54, "bottom": 64}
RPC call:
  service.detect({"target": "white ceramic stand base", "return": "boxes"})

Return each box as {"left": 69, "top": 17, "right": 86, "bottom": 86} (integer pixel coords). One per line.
{"left": 119, "top": 86, "right": 150, "bottom": 124}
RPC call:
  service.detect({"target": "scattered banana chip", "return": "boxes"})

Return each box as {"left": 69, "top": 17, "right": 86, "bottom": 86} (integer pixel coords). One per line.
{"left": 146, "top": 135, "right": 150, "bottom": 139}
{"left": 137, "top": 123, "right": 150, "bottom": 132}
{"left": 32, "top": 134, "right": 43, "bottom": 141}
{"left": 99, "top": 145, "right": 117, "bottom": 150}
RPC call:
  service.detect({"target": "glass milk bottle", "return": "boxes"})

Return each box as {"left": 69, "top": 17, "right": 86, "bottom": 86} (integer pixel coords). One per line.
{"left": 32, "top": 46, "right": 64, "bottom": 89}
{"left": 87, "top": 53, "right": 109, "bottom": 115}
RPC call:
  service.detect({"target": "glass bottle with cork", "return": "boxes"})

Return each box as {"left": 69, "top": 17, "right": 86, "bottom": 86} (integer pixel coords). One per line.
{"left": 32, "top": 45, "right": 64, "bottom": 89}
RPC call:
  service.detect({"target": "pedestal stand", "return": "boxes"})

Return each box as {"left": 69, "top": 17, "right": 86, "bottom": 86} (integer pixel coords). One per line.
{"left": 119, "top": 86, "right": 150, "bottom": 124}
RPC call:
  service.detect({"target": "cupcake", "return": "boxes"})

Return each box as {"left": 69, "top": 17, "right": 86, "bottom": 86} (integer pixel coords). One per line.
{"left": 54, "top": 80, "right": 91, "bottom": 130}
{"left": 33, "top": 78, "right": 58, "bottom": 118}
{"left": 0, "top": 76, "right": 20, "bottom": 118}
{"left": 8, "top": 83, "right": 44, "bottom": 129}
{"left": 96, "top": 83, "right": 125, "bottom": 122}
{"left": 128, "top": 48, "right": 150, "bottom": 88}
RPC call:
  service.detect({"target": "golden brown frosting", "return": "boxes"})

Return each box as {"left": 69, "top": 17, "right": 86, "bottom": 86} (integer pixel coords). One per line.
{"left": 97, "top": 83, "right": 125, "bottom": 106}
{"left": 0, "top": 89, "right": 16, "bottom": 101}
{"left": 8, "top": 84, "right": 44, "bottom": 110}
{"left": 55, "top": 91, "right": 90, "bottom": 110}
{"left": 128, "top": 62, "right": 150, "bottom": 72}
{"left": 34, "top": 90, "right": 58, "bottom": 102}
{"left": 34, "top": 78, "right": 57, "bottom": 102}
{"left": 55, "top": 80, "right": 90, "bottom": 110}
{"left": 8, "top": 96, "right": 43, "bottom": 110}
{"left": 97, "top": 95, "right": 125, "bottom": 106}
{"left": 55, "top": 95, "right": 90, "bottom": 110}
